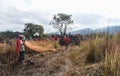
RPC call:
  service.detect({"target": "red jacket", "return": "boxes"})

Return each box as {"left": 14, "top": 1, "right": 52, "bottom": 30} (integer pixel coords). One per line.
{"left": 64, "top": 37, "right": 70, "bottom": 44}
{"left": 16, "top": 38, "right": 22, "bottom": 57}
{"left": 54, "top": 36, "right": 58, "bottom": 41}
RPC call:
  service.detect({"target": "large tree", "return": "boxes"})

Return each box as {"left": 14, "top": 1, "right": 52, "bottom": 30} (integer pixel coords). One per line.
{"left": 50, "top": 13, "right": 73, "bottom": 36}
{"left": 24, "top": 23, "right": 44, "bottom": 38}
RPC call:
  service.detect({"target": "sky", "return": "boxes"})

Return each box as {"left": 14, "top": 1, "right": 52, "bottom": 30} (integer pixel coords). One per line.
{"left": 0, "top": 0, "right": 120, "bottom": 33}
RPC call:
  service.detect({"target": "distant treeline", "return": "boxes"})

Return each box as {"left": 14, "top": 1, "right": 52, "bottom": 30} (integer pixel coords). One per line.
{"left": 0, "top": 31, "right": 22, "bottom": 40}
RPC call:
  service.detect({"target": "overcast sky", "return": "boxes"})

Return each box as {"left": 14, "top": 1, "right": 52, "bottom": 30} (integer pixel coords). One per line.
{"left": 0, "top": 0, "right": 120, "bottom": 33}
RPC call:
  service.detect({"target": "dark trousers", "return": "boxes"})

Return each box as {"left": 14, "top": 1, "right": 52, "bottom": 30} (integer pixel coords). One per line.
{"left": 65, "top": 44, "right": 69, "bottom": 50}
{"left": 18, "top": 51, "right": 25, "bottom": 63}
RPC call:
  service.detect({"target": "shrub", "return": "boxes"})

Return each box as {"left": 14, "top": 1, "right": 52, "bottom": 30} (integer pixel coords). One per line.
{"left": 86, "top": 36, "right": 106, "bottom": 63}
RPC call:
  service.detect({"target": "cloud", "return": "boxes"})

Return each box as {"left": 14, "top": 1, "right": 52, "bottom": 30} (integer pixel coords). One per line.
{"left": 0, "top": 0, "right": 120, "bottom": 33}
{"left": 107, "top": 17, "right": 120, "bottom": 25}
{"left": 0, "top": 24, "right": 24, "bottom": 32}
{"left": 0, "top": 7, "right": 51, "bottom": 24}
{"left": 73, "top": 13, "right": 105, "bottom": 25}
{"left": 0, "top": 1, "right": 53, "bottom": 33}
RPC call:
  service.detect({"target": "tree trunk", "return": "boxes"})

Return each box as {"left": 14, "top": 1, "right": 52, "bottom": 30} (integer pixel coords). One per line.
{"left": 63, "top": 25, "right": 67, "bottom": 37}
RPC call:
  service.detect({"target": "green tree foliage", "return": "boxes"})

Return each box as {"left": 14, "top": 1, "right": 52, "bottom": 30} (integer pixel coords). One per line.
{"left": 50, "top": 13, "right": 73, "bottom": 36}
{"left": 1, "top": 31, "right": 17, "bottom": 39}
{"left": 24, "top": 23, "right": 44, "bottom": 38}
{"left": 0, "top": 31, "right": 21, "bottom": 42}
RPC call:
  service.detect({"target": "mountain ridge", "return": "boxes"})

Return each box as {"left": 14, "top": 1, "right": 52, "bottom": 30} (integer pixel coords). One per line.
{"left": 50, "top": 25, "right": 120, "bottom": 35}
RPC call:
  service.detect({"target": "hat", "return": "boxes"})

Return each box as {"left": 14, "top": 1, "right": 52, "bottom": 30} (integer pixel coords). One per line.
{"left": 18, "top": 35, "right": 25, "bottom": 38}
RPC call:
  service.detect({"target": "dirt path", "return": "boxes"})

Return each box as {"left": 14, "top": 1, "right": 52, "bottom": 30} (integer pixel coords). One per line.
{"left": 25, "top": 41, "right": 56, "bottom": 52}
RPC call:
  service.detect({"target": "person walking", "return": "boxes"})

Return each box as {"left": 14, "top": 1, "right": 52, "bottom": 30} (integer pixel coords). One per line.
{"left": 64, "top": 35, "right": 70, "bottom": 50}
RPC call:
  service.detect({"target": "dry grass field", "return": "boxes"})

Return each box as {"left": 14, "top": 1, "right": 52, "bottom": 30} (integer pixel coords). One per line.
{"left": 0, "top": 34, "right": 120, "bottom": 76}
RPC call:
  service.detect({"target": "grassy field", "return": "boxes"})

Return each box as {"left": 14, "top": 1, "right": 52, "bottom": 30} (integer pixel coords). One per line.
{"left": 0, "top": 34, "right": 120, "bottom": 76}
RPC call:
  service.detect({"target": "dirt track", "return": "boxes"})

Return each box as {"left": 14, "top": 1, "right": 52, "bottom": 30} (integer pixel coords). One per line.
{"left": 25, "top": 41, "right": 56, "bottom": 52}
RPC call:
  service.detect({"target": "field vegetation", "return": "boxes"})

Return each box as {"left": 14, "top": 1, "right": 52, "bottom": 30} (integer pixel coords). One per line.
{"left": 0, "top": 33, "right": 120, "bottom": 76}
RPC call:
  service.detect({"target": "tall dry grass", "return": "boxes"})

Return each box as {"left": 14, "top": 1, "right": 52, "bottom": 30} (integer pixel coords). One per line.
{"left": 103, "top": 33, "right": 120, "bottom": 76}
{"left": 84, "top": 33, "right": 120, "bottom": 76}
{"left": 0, "top": 42, "right": 16, "bottom": 63}
{"left": 0, "top": 34, "right": 120, "bottom": 76}
{"left": 68, "top": 33, "right": 120, "bottom": 76}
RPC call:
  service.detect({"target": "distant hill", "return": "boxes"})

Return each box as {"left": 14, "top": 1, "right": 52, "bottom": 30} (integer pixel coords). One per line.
{"left": 71, "top": 28, "right": 94, "bottom": 35}
{"left": 71, "top": 25, "right": 120, "bottom": 35}
{"left": 49, "top": 31, "right": 60, "bottom": 35}
{"left": 95, "top": 25, "right": 120, "bottom": 34}
{"left": 50, "top": 25, "right": 120, "bottom": 35}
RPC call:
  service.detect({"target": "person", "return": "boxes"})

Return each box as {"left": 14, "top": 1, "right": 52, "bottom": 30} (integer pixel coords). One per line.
{"left": 64, "top": 35, "right": 70, "bottom": 50}
{"left": 9, "top": 39, "right": 13, "bottom": 46}
{"left": 21, "top": 37, "right": 25, "bottom": 61}
{"left": 16, "top": 35, "right": 25, "bottom": 64}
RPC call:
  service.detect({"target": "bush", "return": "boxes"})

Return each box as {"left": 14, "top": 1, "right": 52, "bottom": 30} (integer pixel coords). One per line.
{"left": 86, "top": 37, "right": 106, "bottom": 63}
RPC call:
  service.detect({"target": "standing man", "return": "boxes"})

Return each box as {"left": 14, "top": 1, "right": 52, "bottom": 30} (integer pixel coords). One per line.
{"left": 16, "top": 35, "right": 25, "bottom": 64}
{"left": 64, "top": 35, "right": 70, "bottom": 50}
{"left": 21, "top": 37, "right": 25, "bottom": 61}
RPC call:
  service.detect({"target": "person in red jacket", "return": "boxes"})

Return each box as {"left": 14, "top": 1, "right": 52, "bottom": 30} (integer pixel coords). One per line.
{"left": 16, "top": 36, "right": 22, "bottom": 57}
{"left": 16, "top": 35, "right": 24, "bottom": 64}
{"left": 64, "top": 35, "right": 70, "bottom": 50}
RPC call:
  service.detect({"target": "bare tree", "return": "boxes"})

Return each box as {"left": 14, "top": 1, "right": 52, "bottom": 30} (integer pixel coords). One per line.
{"left": 50, "top": 13, "right": 73, "bottom": 36}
